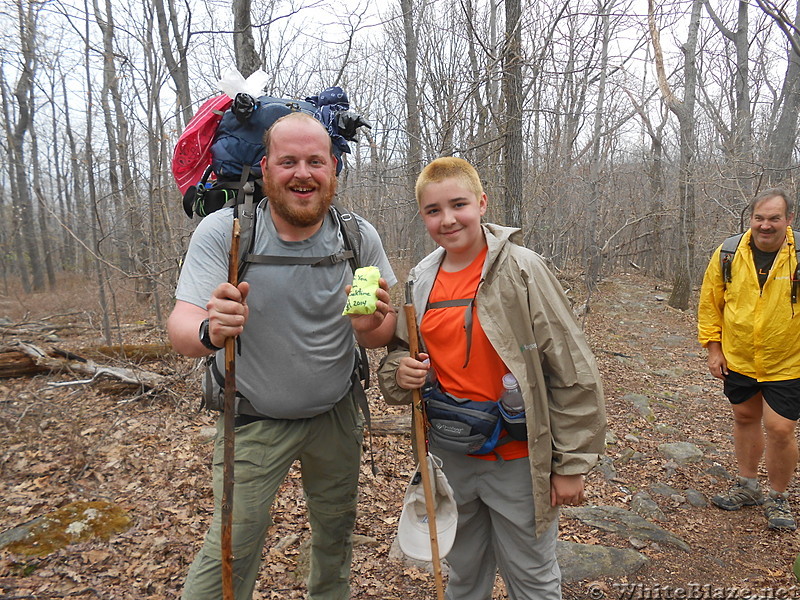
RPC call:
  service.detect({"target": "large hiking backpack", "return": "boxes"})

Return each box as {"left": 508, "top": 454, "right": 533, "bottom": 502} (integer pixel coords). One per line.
{"left": 719, "top": 232, "right": 800, "bottom": 302}
{"left": 172, "top": 85, "right": 371, "bottom": 278}
{"left": 174, "top": 86, "right": 369, "bottom": 221}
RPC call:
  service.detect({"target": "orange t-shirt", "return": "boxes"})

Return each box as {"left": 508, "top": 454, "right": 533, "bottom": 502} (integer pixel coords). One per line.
{"left": 420, "top": 246, "right": 528, "bottom": 461}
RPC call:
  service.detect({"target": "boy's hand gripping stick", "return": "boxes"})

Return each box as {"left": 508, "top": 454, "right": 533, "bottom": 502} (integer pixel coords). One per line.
{"left": 404, "top": 281, "right": 445, "bottom": 600}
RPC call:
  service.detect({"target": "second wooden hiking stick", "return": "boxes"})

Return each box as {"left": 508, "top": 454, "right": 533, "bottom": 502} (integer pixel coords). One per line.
{"left": 403, "top": 281, "right": 446, "bottom": 600}
{"left": 221, "top": 218, "right": 240, "bottom": 600}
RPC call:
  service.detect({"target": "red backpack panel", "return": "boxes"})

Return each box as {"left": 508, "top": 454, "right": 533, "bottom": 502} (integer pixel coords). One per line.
{"left": 172, "top": 94, "right": 234, "bottom": 195}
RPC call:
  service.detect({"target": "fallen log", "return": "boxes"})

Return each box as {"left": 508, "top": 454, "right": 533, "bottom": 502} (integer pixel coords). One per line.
{"left": 0, "top": 342, "right": 166, "bottom": 389}
{"left": 369, "top": 413, "right": 410, "bottom": 436}
{"left": 86, "top": 343, "right": 175, "bottom": 362}
{"left": 0, "top": 349, "right": 49, "bottom": 378}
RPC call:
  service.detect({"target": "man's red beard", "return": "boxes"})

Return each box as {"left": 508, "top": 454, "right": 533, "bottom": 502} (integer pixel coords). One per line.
{"left": 264, "top": 173, "right": 337, "bottom": 228}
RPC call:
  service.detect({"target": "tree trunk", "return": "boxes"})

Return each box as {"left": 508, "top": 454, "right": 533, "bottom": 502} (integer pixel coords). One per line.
{"left": 464, "top": 0, "right": 490, "bottom": 164}
{"left": 61, "top": 77, "right": 91, "bottom": 277}
{"left": 48, "top": 71, "right": 72, "bottom": 274}
{"left": 402, "top": 0, "right": 427, "bottom": 263}
{"left": 649, "top": 0, "right": 701, "bottom": 310}
{"left": 141, "top": 3, "right": 168, "bottom": 324}
{"left": 0, "top": 66, "right": 28, "bottom": 293}
{"left": 94, "top": 0, "right": 151, "bottom": 303}
{"left": 703, "top": 0, "right": 752, "bottom": 195}
{"left": 647, "top": 132, "right": 667, "bottom": 277}
{"left": 83, "top": 0, "right": 112, "bottom": 345}
{"left": 502, "top": 0, "right": 523, "bottom": 228}
{"left": 232, "top": 0, "right": 262, "bottom": 78}
{"left": 764, "top": 0, "right": 800, "bottom": 185}
{"left": 153, "top": 0, "right": 192, "bottom": 129}
{"left": 586, "top": 0, "right": 612, "bottom": 287}
{"left": 8, "top": 0, "right": 45, "bottom": 292}
{"left": 29, "top": 123, "right": 56, "bottom": 289}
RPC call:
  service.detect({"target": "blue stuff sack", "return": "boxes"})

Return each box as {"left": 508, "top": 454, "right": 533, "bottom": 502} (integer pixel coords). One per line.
{"left": 424, "top": 384, "right": 504, "bottom": 455}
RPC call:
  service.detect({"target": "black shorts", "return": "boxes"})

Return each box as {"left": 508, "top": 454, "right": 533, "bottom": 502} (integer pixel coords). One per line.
{"left": 723, "top": 370, "right": 800, "bottom": 421}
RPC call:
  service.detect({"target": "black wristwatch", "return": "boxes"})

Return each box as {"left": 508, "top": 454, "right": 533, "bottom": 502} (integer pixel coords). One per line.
{"left": 199, "top": 318, "right": 223, "bottom": 351}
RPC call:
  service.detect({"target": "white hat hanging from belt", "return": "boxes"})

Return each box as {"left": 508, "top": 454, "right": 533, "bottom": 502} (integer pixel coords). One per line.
{"left": 397, "top": 453, "right": 458, "bottom": 561}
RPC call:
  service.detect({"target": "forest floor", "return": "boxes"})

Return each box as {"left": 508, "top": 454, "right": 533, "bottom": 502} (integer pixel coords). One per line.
{"left": 1, "top": 271, "right": 799, "bottom": 599}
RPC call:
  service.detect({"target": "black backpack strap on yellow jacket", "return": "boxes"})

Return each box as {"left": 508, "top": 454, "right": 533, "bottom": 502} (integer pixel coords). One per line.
{"left": 719, "top": 231, "right": 800, "bottom": 303}
{"left": 719, "top": 232, "right": 744, "bottom": 286}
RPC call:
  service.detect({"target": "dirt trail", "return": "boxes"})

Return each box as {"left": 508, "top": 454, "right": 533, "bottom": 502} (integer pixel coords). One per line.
{"left": 574, "top": 272, "right": 799, "bottom": 598}
{"left": 0, "top": 272, "right": 798, "bottom": 599}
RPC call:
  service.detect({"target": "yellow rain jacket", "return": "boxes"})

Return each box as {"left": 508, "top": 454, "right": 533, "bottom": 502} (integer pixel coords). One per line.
{"left": 697, "top": 227, "right": 800, "bottom": 381}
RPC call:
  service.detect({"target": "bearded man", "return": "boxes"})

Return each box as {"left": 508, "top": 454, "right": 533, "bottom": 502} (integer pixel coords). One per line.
{"left": 167, "top": 112, "right": 397, "bottom": 599}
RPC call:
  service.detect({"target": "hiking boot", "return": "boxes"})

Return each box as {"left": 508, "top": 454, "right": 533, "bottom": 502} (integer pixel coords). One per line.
{"left": 764, "top": 492, "right": 797, "bottom": 530}
{"left": 711, "top": 478, "right": 764, "bottom": 511}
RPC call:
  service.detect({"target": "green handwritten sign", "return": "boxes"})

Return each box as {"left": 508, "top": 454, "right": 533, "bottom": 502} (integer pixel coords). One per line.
{"left": 343, "top": 266, "right": 381, "bottom": 315}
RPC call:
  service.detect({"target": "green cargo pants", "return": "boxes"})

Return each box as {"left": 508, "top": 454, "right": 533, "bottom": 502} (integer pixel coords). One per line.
{"left": 181, "top": 390, "right": 363, "bottom": 600}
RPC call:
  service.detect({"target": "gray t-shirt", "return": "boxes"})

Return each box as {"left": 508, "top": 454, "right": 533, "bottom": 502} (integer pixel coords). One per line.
{"left": 176, "top": 202, "right": 396, "bottom": 419}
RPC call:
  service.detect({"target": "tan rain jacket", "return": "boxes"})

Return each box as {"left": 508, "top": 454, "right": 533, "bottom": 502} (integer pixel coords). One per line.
{"left": 378, "top": 223, "right": 606, "bottom": 535}
{"left": 698, "top": 227, "right": 800, "bottom": 381}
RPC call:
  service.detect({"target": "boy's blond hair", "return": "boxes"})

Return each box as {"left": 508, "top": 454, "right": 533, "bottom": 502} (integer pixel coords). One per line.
{"left": 415, "top": 157, "right": 484, "bottom": 205}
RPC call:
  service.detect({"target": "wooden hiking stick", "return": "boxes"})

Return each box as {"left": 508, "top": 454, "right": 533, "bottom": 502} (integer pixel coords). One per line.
{"left": 403, "top": 281, "right": 445, "bottom": 600}
{"left": 221, "top": 218, "right": 241, "bottom": 600}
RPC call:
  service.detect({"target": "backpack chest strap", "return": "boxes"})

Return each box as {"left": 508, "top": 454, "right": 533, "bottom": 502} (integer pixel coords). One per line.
{"left": 426, "top": 297, "right": 476, "bottom": 368}
{"left": 244, "top": 249, "right": 355, "bottom": 267}
{"left": 427, "top": 299, "right": 473, "bottom": 309}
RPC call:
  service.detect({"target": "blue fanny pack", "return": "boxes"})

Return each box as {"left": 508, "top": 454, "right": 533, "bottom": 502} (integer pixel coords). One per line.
{"left": 423, "top": 384, "right": 505, "bottom": 455}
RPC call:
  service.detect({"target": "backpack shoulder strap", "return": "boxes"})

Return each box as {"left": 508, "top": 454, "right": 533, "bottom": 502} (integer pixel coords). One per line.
{"left": 720, "top": 232, "right": 745, "bottom": 285}
{"left": 328, "top": 203, "right": 374, "bottom": 453}
{"left": 231, "top": 165, "right": 259, "bottom": 282}
{"left": 330, "top": 203, "right": 362, "bottom": 271}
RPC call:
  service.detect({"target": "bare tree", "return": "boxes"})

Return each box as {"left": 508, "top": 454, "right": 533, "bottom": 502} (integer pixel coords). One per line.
{"left": 153, "top": 0, "right": 192, "bottom": 129}
{"left": 29, "top": 108, "right": 56, "bottom": 289}
{"left": 585, "top": 0, "right": 614, "bottom": 286}
{"left": 624, "top": 81, "right": 669, "bottom": 277}
{"left": 401, "top": 0, "right": 427, "bottom": 263}
{"left": 462, "top": 0, "right": 498, "bottom": 165}
{"left": 501, "top": 0, "right": 523, "bottom": 228}
{"left": 649, "top": 0, "right": 702, "bottom": 310}
{"left": 756, "top": 0, "right": 800, "bottom": 186}
{"left": 5, "top": 0, "right": 45, "bottom": 292}
{"left": 232, "top": 0, "right": 262, "bottom": 77}
{"left": 702, "top": 0, "right": 753, "bottom": 196}
{"left": 94, "top": 0, "right": 152, "bottom": 302}
{"left": 82, "top": 0, "right": 113, "bottom": 344}
{"left": 10, "top": 0, "right": 800, "bottom": 320}
{"left": 61, "top": 76, "right": 91, "bottom": 276}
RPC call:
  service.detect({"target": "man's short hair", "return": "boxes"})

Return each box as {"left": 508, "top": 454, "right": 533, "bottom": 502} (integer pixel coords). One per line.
{"left": 749, "top": 187, "right": 794, "bottom": 217}
{"left": 262, "top": 112, "right": 334, "bottom": 159}
{"left": 415, "top": 157, "right": 484, "bottom": 206}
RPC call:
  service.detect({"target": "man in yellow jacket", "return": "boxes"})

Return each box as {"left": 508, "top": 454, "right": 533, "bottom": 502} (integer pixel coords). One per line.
{"left": 698, "top": 188, "right": 800, "bottom": 531}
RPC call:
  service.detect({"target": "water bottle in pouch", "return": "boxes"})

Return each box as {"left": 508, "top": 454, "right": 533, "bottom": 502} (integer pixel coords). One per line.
{"left": 499, "top": 373, "right": 527, "bottom": 440}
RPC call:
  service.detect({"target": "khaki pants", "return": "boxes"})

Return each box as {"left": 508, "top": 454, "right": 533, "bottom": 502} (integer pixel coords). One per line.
{"left": 181, "top": 391, "right": 363, "bottom": 600}
{"left": 438, "top": 450, "right": 561, "bottom": 600}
